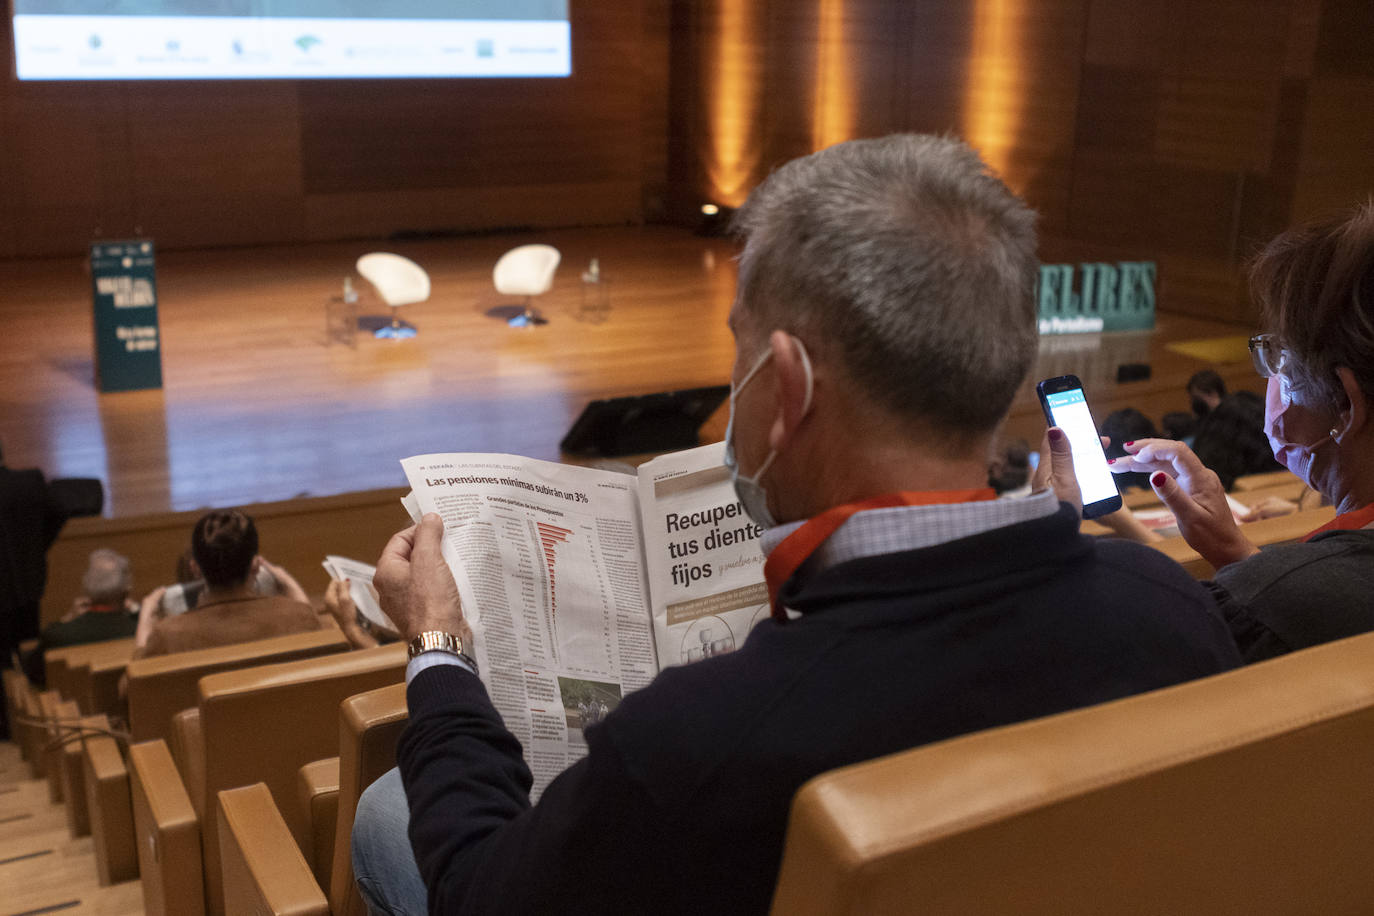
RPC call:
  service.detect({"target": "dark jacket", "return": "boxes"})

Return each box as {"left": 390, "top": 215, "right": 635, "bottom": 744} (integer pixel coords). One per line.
{"left": 399, "top": 504, "right": 1241, "bottom": 915}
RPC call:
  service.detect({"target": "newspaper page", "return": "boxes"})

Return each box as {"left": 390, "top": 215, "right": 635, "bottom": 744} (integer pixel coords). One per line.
{"left": 400, "top": 454, "right": 655, "bottom": 799}
{"left": 321, "top": 555, "right": 397, "bottom": 636}
{"left": 636, "top": 443, "right": 770, "bottom": 672}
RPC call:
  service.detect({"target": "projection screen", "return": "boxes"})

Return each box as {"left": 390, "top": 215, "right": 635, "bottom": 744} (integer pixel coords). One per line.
{"left": 11, "top": 0, "right": 570, "bottom": 79}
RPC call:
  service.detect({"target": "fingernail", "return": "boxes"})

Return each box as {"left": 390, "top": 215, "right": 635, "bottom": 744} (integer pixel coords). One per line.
{"left": 1151, "top": 471, "right": 1168, "bottom": 488}
{"left": 1125, "top": 441, "right": 1135, "bottom": 447}
{"left": 1048, "top": 428, "right": 1064, "bottom": 442}
{"left": 1106, "top": 458, "right": 1116, "bottom": 465}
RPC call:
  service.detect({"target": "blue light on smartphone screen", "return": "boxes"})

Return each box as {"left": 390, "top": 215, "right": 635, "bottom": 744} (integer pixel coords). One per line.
{"left": 1045, "top": 389, "right": 1119, "bottom": 506}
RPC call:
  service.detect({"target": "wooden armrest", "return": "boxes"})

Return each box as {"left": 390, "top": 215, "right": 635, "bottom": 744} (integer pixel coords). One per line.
{"left": 171, "top": 707, "right": 206, "bottom": 819}
{"left": 297, "top": 758, "right": 341, "bottom": 893}
{"left": 61, "top": 714, "right": 110, "bottom": 837}
{"left": 130, "top": 740, "right": 205, "bottom": 916}
{"left": 84, "top": 733, "right": 138, "bottom": 885}
{"left": 45, "top": 698, "right": 82, "bottom": 802}
{"left": 218, "top": 783, "right": 329, "bottom": 916}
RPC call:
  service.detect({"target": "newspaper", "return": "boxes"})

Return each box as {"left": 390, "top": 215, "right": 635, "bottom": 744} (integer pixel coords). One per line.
{"left": 321, "top": 555, "right": 398, "bottom": 637}
{"left": 398, "top": 443, "right": 766, "bottom": 798}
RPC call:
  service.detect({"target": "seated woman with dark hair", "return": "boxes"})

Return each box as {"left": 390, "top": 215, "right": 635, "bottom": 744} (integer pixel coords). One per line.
{"left": 1107, "top": 202, "right": 1374, "bottom": 662}
{"left": 1190, "top": 391, "right": 1282, "bottom": 490}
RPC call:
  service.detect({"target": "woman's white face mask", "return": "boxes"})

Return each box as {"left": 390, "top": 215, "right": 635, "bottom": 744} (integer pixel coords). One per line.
{"left": 1263, "top": 374, "right": 1339, "bottom": 487}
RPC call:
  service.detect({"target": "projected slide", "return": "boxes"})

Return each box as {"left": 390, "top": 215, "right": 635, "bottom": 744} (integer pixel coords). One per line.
{"left": 12, "top": 0, "right": 570, "bottom": 79}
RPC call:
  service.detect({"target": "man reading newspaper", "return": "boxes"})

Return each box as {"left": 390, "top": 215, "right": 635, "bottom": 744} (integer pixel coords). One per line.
{"left": 353, "top": 134, "right": 1241, "bottom": 914}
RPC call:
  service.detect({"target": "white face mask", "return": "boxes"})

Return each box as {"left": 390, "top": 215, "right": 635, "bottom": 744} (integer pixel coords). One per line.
{"left": 722, "top": 340, "right": 813, "bottom": 529}
{"left": 1263, "top": 374, "right": 1339, "bottom": 487}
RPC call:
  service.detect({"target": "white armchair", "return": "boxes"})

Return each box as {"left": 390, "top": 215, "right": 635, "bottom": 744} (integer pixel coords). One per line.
{"left": 493, "top": 244, "right": 561, "bottom": 327}
{"left": 356, "top": 253, "right": 430, "bottom": 339}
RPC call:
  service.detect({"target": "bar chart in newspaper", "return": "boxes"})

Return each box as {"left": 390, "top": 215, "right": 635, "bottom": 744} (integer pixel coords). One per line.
{"left": 533, "top": 517, "right": 612, "bottom": 675}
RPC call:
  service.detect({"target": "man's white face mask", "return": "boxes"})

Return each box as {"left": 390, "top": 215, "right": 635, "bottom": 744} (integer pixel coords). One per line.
{"left": 722, "top": 339, "right": 813, "bottom": 529}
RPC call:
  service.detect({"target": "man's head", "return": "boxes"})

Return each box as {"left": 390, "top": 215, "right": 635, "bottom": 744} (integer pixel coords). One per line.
{"left": 191, "top": 509, "right": 260, "bottom": 589}
{"left": 726, "top": 135, "right": 1039, "bottom": 519}
{"left": 1186, "top": 370, "right": 1226, "bottom": 416}
{"left": 82, "top": 549, "right": 132, "bottom": 606}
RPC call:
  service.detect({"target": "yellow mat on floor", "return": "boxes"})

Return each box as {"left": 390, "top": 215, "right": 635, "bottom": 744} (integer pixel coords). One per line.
{"left": 1165, "top": 335, "right": 1252, "bottom": 364}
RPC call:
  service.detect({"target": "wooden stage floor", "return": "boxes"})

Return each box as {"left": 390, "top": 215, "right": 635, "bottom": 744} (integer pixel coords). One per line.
{"left": 0, "top": 225, "right": 1262, "bottom": 519}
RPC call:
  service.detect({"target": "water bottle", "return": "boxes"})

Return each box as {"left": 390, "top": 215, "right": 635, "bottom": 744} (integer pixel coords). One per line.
{"left": 343, "top": 276, "right": 358, "bottom": 304}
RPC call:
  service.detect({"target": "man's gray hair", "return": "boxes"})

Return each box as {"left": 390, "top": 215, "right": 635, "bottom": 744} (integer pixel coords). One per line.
{"left": 733, "top": 134, "right": 1040, "bottom": 440}
{"left": 82, "top": 549, "right": 132, "bottom": 605}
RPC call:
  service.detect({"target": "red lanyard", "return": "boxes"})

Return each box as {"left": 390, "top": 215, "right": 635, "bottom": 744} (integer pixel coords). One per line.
{"left": 1304, "top": 503, "right": 1374, "bottom": 540}
{"left": 763, "top": 488, "right": 998, "bottom": 621}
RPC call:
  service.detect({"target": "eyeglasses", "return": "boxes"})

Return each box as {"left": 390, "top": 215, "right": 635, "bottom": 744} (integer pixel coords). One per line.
{"left": 1248, "top": 334, "right": 1288, "bottom": 378}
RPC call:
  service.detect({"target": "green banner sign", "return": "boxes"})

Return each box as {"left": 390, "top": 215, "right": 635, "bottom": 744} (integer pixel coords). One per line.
{"left": 91, "top": 239, "right": 163, "bottom": 392}
{"left": 1038, "top": 261, "right": 1156, "bottom": 335}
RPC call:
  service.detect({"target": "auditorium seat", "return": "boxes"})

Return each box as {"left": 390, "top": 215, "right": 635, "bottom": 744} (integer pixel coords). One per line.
{"left": 297, "top": 758, "right": 341, "bottom": 892}
{"left": 1152, "top": 504, "right": 1337, "bottom": 577}
{"left": 126, "top": 629, "right": 352, "bottom": 744}
{"left": 43, "top": 697, "right": 81, "bottom": 802}
{"left": 219, "top": 783, "right": 330, "bottom": 916}
{"left": 770, "top": 628, "right": 1374, "bottom": 914}
{"left": 129, "top": 739, "right": 205, "bottom": 916}
{"left": 84, "top": 732, "right": 138, "bottom": 886}
{"left": 216, "top": 682, "right": 408, "bottom": 916}
{"left": 130, "top": 643, "right": 406, "bottom": 916}
{"left": 44, "top": 636, "right": 136, "bottom": 703}
{"left": 60, "top": 713, "right": 111, "bottom": 837}
{"left": 1232, "top": 469, "right": 1303, "bottom": 491}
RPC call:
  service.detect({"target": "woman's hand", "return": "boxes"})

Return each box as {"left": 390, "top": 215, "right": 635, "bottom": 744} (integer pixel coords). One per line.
{"left": 1110, "top": 438, "right": 1260, "bottom": 569}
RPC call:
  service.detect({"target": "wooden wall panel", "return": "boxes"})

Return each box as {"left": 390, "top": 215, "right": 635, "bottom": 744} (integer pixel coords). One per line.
{"left": 672, "top": 0, "right": 1374, "bottom": 324}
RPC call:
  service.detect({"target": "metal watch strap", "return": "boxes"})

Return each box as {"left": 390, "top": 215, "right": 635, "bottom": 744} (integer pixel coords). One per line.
{"left": 407, "top": 630, "right": 478, "bottom": 674}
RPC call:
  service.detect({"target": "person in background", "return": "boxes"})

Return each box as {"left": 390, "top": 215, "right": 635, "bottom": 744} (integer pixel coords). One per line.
{"left": 1187, "top": 369, "right": 1227, "bottom": 418}
{"left": 1109, "top": 202, "right": 1374, "bottom": 662}
{"left": 987, "top": 438, "right": 1033, "bottom": 497}
{"left": 22, "top": 549, "right": 138, "bottom": 685}
{"left": 0, "top": 441, "right": 69, "bottom": 737}
{"left": 1100, "top": 409, "right": 1158, "bottom": 491}
{"left": 1161, "top": 410, "right": 1199, "bottom": 444}
{"left": 1190, "top": 391, "right": 1283, "bottom": 491}
{"left": 134, "top": 509, "right": 319, "bottom": 658}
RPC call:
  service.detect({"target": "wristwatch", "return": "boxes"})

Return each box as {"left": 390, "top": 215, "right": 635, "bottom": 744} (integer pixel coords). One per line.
{"left": 407, "top": 630, "right": 478, "bottom": 674}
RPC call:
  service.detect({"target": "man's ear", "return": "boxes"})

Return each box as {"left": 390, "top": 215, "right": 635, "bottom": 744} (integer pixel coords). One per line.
{"left": 767, "top": 331, "right": 814, "bottom": 451}
{"left": 1335, "top": 367, "right": 1368, "bottom": 440}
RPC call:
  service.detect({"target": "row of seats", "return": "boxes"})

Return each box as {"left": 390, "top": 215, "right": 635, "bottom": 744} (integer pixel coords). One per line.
{"left": 3, "top": 631, "right": 409, "bottom": 916}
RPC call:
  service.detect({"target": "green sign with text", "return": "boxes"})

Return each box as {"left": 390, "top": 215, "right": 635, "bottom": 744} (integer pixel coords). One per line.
{"left": 1037, "top": 261, "right": 1156, "bottom": 334}
{"left": 91, "top": 239, "right": 163, "bottom": 392}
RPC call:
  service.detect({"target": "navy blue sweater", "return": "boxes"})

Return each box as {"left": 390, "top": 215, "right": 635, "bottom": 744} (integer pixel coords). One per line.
{"left": 398, "top": 504, "right": 1241, "bottom": 914}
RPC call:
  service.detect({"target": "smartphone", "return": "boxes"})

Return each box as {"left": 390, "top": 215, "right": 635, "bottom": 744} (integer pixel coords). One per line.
{"left": 1036, "top": 375, "right": 1123, "bottom": 519}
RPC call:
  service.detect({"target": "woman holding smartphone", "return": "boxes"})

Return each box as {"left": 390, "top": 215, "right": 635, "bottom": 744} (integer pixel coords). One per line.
{"left": 1100, "top": 203, "right": 1374, "bottom": 662}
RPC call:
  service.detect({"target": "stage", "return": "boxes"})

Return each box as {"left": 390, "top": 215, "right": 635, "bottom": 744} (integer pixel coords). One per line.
{"left": 0, "top": 225, "right": 1263, "bottom": 519}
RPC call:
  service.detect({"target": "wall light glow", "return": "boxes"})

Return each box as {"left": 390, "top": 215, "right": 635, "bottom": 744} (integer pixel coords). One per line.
{"left": 963, "top": 0, "right": 1025, "bottom": 180}
{"left": 706, "top": 0, "right": 763, "bottom": 208}
{"left": 811, "top": 0, "right": 853, "bottom": 151}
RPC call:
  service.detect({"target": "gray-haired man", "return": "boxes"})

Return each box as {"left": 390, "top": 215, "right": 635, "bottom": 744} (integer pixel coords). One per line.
{"left": 352, "top": 135, "right": 1241, "bottom": 915}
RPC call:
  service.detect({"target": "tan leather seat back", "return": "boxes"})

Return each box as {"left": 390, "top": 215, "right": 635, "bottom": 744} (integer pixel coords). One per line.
{"left": 328, "top": 682, "right": 408, "bottom": 916}
{"left": 44, "top": 637, "right": 136, "bottom": 701}
{"left": 771, "top": 630, "right": 1374, "bottom": 916}
{"left": 126, "top": 629, "right": 351, "bottom": 743}
{"left": 197, "top": 643, "right": 407, "bottom": 916}
{"left": 84, "top": 733, "right": 138, "bottom": 886}
{"left": 130, "top": 739, "right": 205, "bottom": 916}
{"left": 296, "top": 758, "right": 341, "bottom": 892}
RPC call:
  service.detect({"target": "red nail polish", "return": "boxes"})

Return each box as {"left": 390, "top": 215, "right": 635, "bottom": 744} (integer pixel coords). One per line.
{"left": 1125, "top": 440, "right": 1135, "bottom": 447}
{"left": 1048, "top": 428, "right": 1064, "bottom": 442}
{"left": 1151, "top": 471, "right": 1168, "bottom": 488}
{"left": 1106, "top": 458, "right": 1115, "bottom": 464}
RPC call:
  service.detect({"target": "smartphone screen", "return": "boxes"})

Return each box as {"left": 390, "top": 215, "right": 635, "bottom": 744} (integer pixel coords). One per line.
{"left": 1037, "top": 377, "right": 1123, "bottom": 518}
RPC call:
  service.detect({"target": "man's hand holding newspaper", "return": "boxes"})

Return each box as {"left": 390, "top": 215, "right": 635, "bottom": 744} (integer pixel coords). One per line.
{"left": 375, "top": 513, "right": 474, "bottom": 648}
